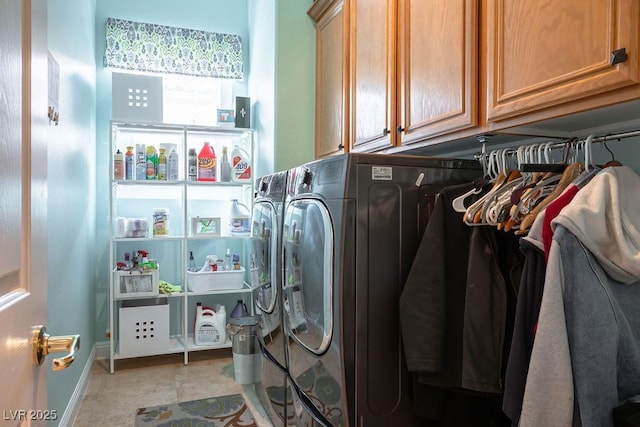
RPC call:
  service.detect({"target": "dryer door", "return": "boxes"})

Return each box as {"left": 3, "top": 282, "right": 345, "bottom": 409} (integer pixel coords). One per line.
{"left": 282, "top": 198, "right": 333, "bottom": 355}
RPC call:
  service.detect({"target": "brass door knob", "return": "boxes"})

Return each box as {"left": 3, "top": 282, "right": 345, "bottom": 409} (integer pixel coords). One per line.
{"left": 32, "top": 325, "right": 80, "bottom": 371}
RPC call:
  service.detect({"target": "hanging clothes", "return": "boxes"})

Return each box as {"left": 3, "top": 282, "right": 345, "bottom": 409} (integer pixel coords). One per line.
{"left": 400, "top": 181, "right": 523, "bottom": 425}
{"left": 501, "top": 211, "right": 547, "bottom": 425}
{"left": 520, "top": 166, "right": 640, "bottom": 426}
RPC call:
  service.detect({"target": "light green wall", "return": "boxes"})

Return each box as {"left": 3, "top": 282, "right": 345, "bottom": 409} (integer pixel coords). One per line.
{"left": 47, "top": 0, "right": 97, "bottom": 423}
{"left": 275, "top": 0, "right": 316, "bottom": 171}
{"left": 247, "top": 0, "right": 316, "bottom": 177}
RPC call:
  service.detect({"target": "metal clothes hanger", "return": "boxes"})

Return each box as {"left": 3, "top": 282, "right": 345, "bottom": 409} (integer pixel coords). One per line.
{"left": 602, "top": 134, "right": 623, "bottom": 167}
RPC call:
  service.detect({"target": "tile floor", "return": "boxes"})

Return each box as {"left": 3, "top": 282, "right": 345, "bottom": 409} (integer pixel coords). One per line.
{"left": 73, "top": 349, "right": 273, "bottom": 426}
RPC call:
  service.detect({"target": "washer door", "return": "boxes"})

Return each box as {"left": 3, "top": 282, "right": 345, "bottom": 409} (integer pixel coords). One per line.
{"left": 251, "top": 200, "right": 279, "bottom": 315}
{"left": 282, "top": 198, "right": 333, "bottom": 355}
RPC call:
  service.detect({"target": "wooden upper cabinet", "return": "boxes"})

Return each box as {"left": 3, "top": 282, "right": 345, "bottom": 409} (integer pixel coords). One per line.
{"left": 350, "top": 0, "right": 395, "bottom": 152}
{"left": 397, "top": 0, "right": 479, "bottom": 146}
{"left": 485, "top": 0, "right": 640, "bottom": 123}
{"left": 309, "top": 0, "right": 350, "bottom": 159}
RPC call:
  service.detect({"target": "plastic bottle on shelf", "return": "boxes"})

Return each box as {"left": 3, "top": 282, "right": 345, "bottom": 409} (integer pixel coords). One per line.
{"left": 194, "top": 303, "right": 226, "bottom": 346}
{"left": 113, "top": 149, "right": 124, "bottom": 180}
{"left": 152, "top": 208, "right": 169, "bottom": 236}
{"left": 188, "top": 251, "right": 197, "bottom": 272}
{"left": 197, "top": 142, "right": 217, "bottom": 181}
{"left": 146, "top": 145, "right": 158, "bottom": 180}
{"left": 231, "top": 145, "right": 251, "bottom": 182}
{"left": 188, "top": 148, "right": 197, "bottom": 181}
{"left": 224, "top": 248, "right": 232, "bottom": 271}
{"left": 135, "top": 144, "right": 146, "bottom": 180}
{"left": 168, "top": 147, "right": 179, "bottom": 181}
{"left": 157, "top": 148, "right": 167, "bottom": 180}
{"left": 229, "top": 199, "right": 251, "bottom": 235}
{"left": 125, "top": 146, "right": 134, "bottom": 180}
{"left": 220, "top": 146, "right": 231, "bottom": 182}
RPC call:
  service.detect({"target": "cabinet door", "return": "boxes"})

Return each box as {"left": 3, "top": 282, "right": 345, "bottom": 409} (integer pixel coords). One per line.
{"left": 350, "top": 0, "right": 396, "bottom": 152}
{"left": 397, "top": 0, "right": 478, "bottom": 145}
{"left": 313, "top": 0, "right": 349, "bottom": 158}
{"left": 485, "top": 0, "right": 640, "bottom": 122}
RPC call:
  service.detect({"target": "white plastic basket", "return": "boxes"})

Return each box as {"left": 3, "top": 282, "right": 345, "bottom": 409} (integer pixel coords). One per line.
{"left": 113, "top": 268, "right": 159, "bottom": 298}
{"left": 187, "top": 267, "right": 245, "bottom": 292}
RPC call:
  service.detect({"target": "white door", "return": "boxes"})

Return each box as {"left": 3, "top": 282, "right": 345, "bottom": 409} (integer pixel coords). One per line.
{"left": 0, "top": 0, "right": 76, "bottom": 422}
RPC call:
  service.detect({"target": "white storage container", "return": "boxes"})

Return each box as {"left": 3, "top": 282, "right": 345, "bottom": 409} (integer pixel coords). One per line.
{"left": 187, "top": 267, "right": 245, "bottom": 292}
{"left": 112, "top": 72, "right": 163, "bottom": 123}
{"left": 113, "top": 268, "right": 159, "bottom": 298}
{"left": 118, "top": 298, "right": 169, "bottom": 357}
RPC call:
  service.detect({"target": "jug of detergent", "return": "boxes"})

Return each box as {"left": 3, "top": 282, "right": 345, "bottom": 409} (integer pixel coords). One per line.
{"left": 231, "top": 145, "right": 251, "bottom": 182}
{"left": 228, "top": 199, "right": 251, "bottom": 235}
{"left": 194, "top": 303, "right": 226, "bottom": 346}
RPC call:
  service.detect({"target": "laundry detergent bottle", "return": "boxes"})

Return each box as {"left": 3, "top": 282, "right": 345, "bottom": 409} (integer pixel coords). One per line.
{"left": 229, "top": 199, "right": 251, "bottom": 235}
{"left": 194, "top": 302, "right": 226, "bottom": 346}
{"left": 231, "top": 145, "right": 251, "bottom": 182}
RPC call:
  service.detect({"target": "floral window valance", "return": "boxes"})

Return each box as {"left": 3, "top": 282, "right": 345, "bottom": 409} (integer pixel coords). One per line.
{"left": 104, "top": 17, "right": 243, "bottom": 80}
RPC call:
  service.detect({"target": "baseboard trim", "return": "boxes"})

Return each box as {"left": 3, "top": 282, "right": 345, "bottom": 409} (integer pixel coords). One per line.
{"left": 94, "top": 340, "right": 110, "bottom": 360}
{"left": 59, "top": 344, "right": 96, "bottom": 427}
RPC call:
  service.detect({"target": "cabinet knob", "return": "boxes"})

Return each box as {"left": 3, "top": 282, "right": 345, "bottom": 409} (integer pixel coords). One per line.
{"left": 338, "top": 143, "right": 344, "bottom": 150}
{"left": 610, "top": 48, "right": 627, "bottom": 65}
{"left": 383, "top": 128, "right": 390, "bottom": 136}
{"left": 396, "top": 126, "right": 405, "bottom": 134}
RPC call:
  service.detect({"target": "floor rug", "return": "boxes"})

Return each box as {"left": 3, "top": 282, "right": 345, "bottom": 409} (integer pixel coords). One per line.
{"left": 266, "top": 361, "right": 344, "bottom": 426}
{"left": 135, "top": 393, "right": 257, "bottom": 427}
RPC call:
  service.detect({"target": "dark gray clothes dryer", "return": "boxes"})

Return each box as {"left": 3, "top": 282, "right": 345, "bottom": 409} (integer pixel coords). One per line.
{"left": 273, "top": 153, "right": 481, "bottom": 426}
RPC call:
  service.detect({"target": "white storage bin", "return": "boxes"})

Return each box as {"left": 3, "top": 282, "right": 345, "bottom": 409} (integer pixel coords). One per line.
{"left": 187, "top": 267, "right": 245, "bottom": 292}
{"left": 112, "top": 72, "right": 163, "bottom": 123}
{"left": 113, "top": 268, "right": 159, "bottom": 298}
{"left": 118, "top": 298, "right": 169, "bottom": 357}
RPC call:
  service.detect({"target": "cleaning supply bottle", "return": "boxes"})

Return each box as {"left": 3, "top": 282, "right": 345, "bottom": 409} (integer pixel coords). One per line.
{"left": 135, "top": 144, "right": 146, "bottom": 180}
{"left": 168, "top": 147, "right": 179, "bottom": 181}
{"left": 197, "top": 142, "right": 217, "bottom": 181}
{"left": 146, "top": 145, "right": 157, "bottom": 180}
{"left": 220, "top": 146, "right": 231, "bottom": 182}
{"left": 231, "top": 145, "right": 251, "bottom": 182}
{"left": 229, "top": 199, "right": 251, "bottom": 235}
{"left": 113, "top": 149, "right": 124, "bottom": 180}
{"left": 125, "top": 146, "right": 134, "bottom": 180}
{"left": 224, "top": 248, "right": 232, "bottom": 271}
{"left": 188, "top": 148, "right": 197, "bottom": 181}
{"left": 199, "top": 255, "right": 218, "bottom": 272}
{"left": 188, "top": 251, "right": 197, "bottom": 272}
{"left": 157, "top": 148, "right": 167, "bottom": 180}
{"left": 194, "top": 302, "right": 226, "bottom": 346}
{"left": 230, "top": 299, "right": 249, "bottom": 318}
{"left": 152, "top": 207, "right": 169, "bottom": 237}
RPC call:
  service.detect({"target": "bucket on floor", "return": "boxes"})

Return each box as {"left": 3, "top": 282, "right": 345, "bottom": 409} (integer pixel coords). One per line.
{"left": 227, "top": 315, "right": 263, "bottom": 385}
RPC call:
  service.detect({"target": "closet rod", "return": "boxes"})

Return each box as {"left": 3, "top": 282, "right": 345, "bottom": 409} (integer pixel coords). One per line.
{"left": 476, "top": 128, "right": 640, "bottom": 160}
